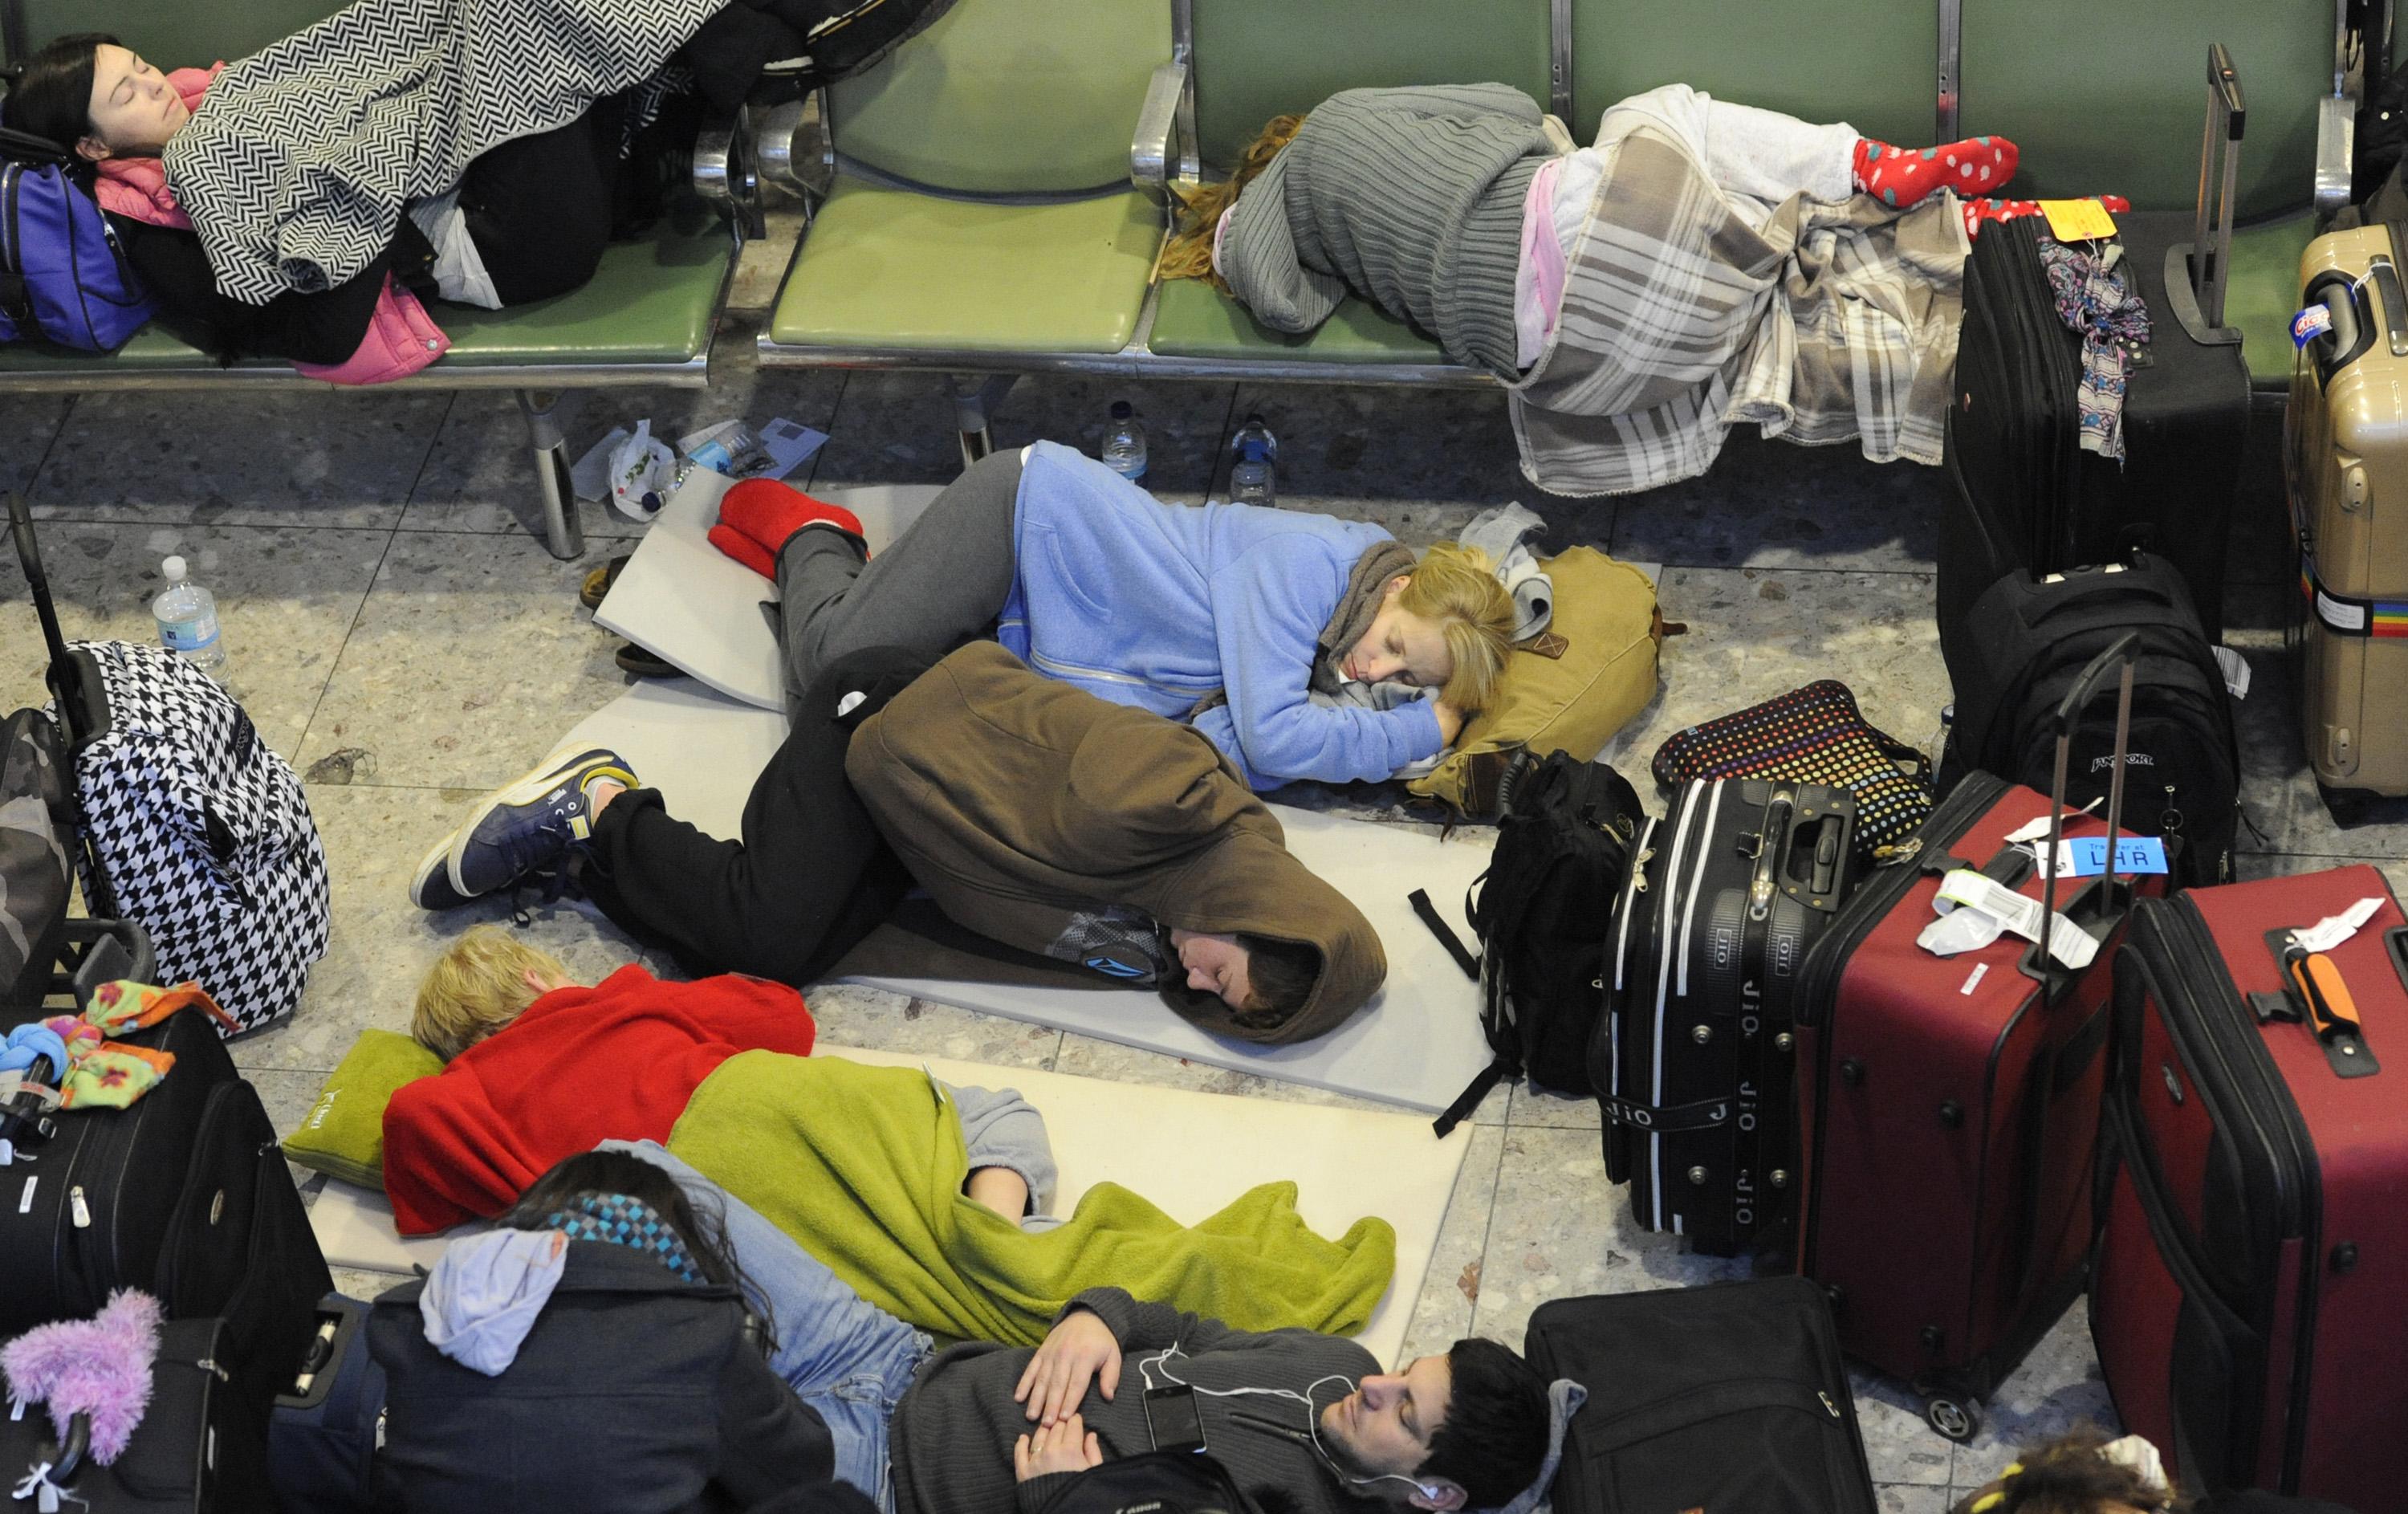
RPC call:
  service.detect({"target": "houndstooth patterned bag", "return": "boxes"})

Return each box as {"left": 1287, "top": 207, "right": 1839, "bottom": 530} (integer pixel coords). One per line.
{"left": 59, "top": 641, "right": 329, "bottom": 1033}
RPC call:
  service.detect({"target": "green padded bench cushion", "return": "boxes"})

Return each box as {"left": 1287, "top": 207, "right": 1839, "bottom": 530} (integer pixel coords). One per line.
{"left": 2226, "top": 213, "right": 2322, "bottom": 389}
{"left": 767, "top": 181, "right": 1158, "bottom": 354}
{"left": 0, "top": 213, "right": 731, "bottom": 377}
{"left": 1146, "top": 276, "right": 1451, "bottom": 365}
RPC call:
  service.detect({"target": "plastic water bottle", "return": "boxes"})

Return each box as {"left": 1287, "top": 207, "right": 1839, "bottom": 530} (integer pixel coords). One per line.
{"left": 153, "top": 556, "right": 226, "bottom": 674}
{"left": 1100, "top": 401, "right": 1149, "bottom": 483}
{"left": 1228, "top": 413, "right": 1278, "bottom": 506}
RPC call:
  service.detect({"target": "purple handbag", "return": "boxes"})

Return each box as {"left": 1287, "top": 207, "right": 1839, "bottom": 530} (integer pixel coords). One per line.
{"left": 0, "top": 124, "right": 157, "bottom": 352}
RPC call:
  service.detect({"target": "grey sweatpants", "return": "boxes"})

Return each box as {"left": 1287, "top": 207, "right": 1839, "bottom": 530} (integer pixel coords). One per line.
{"left": 773, "top": 449, "right": 1026, "bottom": 716}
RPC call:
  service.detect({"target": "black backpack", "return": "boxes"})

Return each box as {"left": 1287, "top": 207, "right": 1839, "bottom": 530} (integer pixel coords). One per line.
{"left": 1938, "top": 556, "right": 2238, "bottom": 886}
{"left": 1419, "top": 751, "right": 1646, "bottom": 1136}
{"left": 1032, "top": 1451, "right": 1261, "bottom": 1514}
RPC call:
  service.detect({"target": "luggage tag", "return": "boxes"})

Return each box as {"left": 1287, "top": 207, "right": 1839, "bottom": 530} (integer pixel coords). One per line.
{"left": 2046, "top": 835, "right": 2169, "bottom": 878}
{"left": 2292, "top": 302, "right": 2334, "bottom": 348}
{"left": 2251, "top": 898, "right": 2386, "bottom": 1078}
{"left": 1925, "top": 869, "right": 2101, "bottom": 970}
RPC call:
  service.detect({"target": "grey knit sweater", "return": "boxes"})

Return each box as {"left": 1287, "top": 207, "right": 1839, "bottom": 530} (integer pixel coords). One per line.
{"left": 1218, "top": 83, "right": 1552, "bottom": 379}
{"left": 889, "top": 1286, "right": 1380, "bottom": 1514}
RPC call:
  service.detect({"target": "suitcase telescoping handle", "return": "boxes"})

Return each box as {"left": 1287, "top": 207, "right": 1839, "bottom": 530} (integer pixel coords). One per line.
{"left": 2170, "top": 44, "right": 2244, "bottom": 341}
{"left": 2039, "top": 633, "right": 2138, "bottom": 981}
{"left": 5, "top": 492, "right": 68, "bottom": 670}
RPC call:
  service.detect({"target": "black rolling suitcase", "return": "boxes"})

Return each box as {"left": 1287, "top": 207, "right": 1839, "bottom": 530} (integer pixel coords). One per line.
{"left": 0, "top": 1316, "right": 270, "bottom": 1512}
{"left": 1593, "top": 778, "right": 1857, "bottom": 1254}
{"left": 1940, "top": 49, "right": 2253, "bottom": 641}
{"left": 1525, "top": 1276, "right": 1877, "bottom": 1514}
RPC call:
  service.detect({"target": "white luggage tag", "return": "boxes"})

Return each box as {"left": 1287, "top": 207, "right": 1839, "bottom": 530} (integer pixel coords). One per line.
{"left": 2287, "top": 897, "right": 2386, "bottom": 955}
{"left": 1927, "top": 869, "right": 2101, "bottom": 970}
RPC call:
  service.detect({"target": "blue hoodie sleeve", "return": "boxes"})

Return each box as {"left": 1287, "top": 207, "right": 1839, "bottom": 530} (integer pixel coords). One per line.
{"left": 1198, "top": 538, "right": 1446, "bottom": 788}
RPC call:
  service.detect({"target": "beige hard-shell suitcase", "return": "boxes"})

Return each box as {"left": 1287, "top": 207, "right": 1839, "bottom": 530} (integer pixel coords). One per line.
{"left": 2286, "top": 223, "right": 2408, "bottom": 799}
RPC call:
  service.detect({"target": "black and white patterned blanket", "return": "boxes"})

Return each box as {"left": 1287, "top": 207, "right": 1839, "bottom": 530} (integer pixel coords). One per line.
{"left": 162, "top": 0, "right": 726, "bottom": 304}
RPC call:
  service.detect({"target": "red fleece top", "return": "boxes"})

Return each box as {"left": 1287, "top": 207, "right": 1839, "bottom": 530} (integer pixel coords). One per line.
{"left": 380, "top": 965, "right": 815, "bottom": 1235}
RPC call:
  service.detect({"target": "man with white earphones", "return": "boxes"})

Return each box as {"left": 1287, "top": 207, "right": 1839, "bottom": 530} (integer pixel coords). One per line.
{"left": 888, "top": 1285, "right": 1551, "bottom": 1514}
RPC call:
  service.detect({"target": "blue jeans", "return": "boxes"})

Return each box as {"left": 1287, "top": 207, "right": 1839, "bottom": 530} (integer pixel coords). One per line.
{"left": 607, "top": 1140, "right": 933, "bottom": 1512}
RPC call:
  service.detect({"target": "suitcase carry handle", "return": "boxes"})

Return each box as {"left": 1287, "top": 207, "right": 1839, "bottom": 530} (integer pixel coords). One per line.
{"left": 2164, "top": 43, "right": 2245, "bottom": 344}
{"left": 2032, "top": 634, "right": 2138, "bottom": 994}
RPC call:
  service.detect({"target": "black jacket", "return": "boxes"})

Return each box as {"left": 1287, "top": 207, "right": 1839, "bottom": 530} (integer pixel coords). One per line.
{"left": 368, "top": 1242, "right": 836, "bottom": 1513}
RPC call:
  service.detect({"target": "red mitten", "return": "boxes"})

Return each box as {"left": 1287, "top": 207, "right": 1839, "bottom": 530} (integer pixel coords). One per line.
{"left": 1854, "top": 136, "right": 2020, "bottom": 207}
{"left": 709, "top": 523, "right": 777, "bottom": 578}
{"left": 717, "top": 478, "right": 866, "bottom": 556}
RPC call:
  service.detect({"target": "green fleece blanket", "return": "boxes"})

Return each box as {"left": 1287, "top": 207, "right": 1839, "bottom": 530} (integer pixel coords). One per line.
{"left": 666, "top": 1052, "right": 1395, "bottom": 1346}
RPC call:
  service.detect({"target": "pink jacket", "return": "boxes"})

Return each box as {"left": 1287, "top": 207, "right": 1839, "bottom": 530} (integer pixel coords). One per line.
{"left": 95, "top": 66, "right": 449, "bottom": 385}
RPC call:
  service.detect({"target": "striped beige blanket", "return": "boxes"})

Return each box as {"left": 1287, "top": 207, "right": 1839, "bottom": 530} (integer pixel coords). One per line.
{"left": 1511, "top": 112, "right": 1967, "bottom": 496}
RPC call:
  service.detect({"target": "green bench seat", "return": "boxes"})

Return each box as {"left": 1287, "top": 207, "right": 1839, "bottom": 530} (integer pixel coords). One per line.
{"left": 1146, "top": 279, "right": 1460, "bottom": 372}
{"left": 768, "top": 184, "right": 1157, "bottom": 356}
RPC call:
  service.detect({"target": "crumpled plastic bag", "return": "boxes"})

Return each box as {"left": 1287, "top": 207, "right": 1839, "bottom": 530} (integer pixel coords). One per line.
{"left": 608, "top": 420, "right": 678, "bottom": 523}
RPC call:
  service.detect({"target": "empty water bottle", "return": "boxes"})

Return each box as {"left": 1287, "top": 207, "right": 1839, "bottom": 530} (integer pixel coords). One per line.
{"left": 1100, "top": 401, "right": 1149, "bottom": 482}
{"left": 1229, "top": 414, "right": 1278, "bottom": 506}
{"left": 153, "top": 555, "right": 227, "bottom": 674}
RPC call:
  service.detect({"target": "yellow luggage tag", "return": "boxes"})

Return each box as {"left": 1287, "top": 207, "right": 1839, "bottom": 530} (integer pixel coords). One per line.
{"left": 2040, "top": 198, "right": 2118, "bottom": 241}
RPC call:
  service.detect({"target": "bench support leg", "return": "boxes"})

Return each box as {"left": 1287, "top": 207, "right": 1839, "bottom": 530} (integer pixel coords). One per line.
{"left": 952, "top": 373, "right": 1019, "bottom": 470}
{"left": 517, "top": 389, "right": 586, "bottom": 560}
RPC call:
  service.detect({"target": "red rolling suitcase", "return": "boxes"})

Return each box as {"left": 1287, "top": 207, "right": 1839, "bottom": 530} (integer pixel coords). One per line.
{"left": 1793, "top": 637, "right": 2164, "bottom": 1442}
{"left": 2092, "top": 865, "right": 2408, "bottom": 1511}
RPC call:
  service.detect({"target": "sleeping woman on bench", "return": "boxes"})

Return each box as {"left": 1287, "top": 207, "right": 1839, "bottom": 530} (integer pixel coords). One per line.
{"left": 9, "top": 6, "right": 748, "bottom": 376}
{"left": 707, "top": 443, "right": 1516, "bottom": 791}
{"left": 1162, "top": 83, "right": 2127, "bottom": 495}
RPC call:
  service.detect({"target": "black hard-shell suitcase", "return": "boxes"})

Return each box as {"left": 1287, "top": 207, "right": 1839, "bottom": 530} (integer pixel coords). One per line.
{"left": 0, "top": 1008, "right": 332, "bottom": 1458}
{"left": 1594, "top": 778, "right": 1857, "bottom": 1255}
{"left": 1524, "top": 1276, "right": 1876, "bottom": 1514}
{"left": 1937, "top": 556, "right": 2239, "bottom": 885}
{"left": 1940, "top": 52, "right": 2252, "bottom": 641}
{"left": 0, "top": 1316, "right": 268, "bottom": 1512}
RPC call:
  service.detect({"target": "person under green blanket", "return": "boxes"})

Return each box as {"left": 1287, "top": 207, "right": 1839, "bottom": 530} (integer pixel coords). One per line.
{"left": 412, "top": 1142, "right": 1554, "bottom": 1514}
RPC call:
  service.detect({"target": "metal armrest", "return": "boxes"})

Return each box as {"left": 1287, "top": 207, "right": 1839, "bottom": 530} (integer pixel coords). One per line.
{"left": 694, "top": 109, "right": 767, "bottom": 240}
{"left": 2316, "top": 91, "right": 2357, "bottom": 215}
{"left": 1130, "top": 59, "right": 1191, "bottom": 203}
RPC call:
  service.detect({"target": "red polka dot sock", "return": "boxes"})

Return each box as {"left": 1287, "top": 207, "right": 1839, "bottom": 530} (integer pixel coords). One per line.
{"left": 1853, "top": 136, "right": 2020, "bottom": 207}
{"left": 1959, "top": 193, "right": 2132, "bottom": 240}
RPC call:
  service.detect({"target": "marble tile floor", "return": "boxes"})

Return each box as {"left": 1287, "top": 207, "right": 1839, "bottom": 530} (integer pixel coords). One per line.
{"left": 8, "top": 321, "right": 2361, "bottom": 1510}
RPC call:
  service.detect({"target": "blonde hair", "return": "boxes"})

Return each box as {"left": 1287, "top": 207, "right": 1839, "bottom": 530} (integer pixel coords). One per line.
{"left": 1158, "top": 113, "right": 1308, "bottom": 293}
{"left": 1398, "top": 543, "right": 1516, "bottom": 713}
{"left": 412, "top": 926, "right": 570, "bottom": 1060}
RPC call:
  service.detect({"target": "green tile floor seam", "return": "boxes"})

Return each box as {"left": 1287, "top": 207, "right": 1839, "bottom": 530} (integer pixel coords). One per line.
{"left": 287, "top": 394, "right": 453, "bottom": 764}
{"left": 1452, "top": 1127, "right": 1512, "bottom": 1342}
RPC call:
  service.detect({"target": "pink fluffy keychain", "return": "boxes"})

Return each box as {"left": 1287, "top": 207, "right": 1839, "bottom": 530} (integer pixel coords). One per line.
{"left": 2, "top": 1289, "right": 164, "bottom": 1467}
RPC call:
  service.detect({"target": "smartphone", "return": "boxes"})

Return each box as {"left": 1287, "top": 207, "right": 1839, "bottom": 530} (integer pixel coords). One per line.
{"left": 1143, "top": 1384, "right": 1208, "bottom": 1455}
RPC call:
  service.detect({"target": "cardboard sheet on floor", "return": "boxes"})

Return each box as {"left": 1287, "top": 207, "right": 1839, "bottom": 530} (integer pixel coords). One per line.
{"left": 551, "top": 680, "right": 1497, "bottom": 1112}
{"left": 306, "top": 1045, "right": 1470, "bottom": 1369}
{"left": 592, "top": 470, "right": 947, "bottom": 710}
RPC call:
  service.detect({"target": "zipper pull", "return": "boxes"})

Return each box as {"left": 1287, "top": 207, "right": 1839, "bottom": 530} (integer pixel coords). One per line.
{"left": 68, "top": 1186, "right": 89, "bottom": 1230}
{"left": 1818, "top": 1390, "right": 1841, "bottom": 1418}
{"left": 193, "top": 1357, "right": 230, "bottom": 1382}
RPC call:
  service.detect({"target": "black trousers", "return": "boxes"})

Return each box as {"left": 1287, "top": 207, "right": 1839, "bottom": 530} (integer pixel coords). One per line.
{"left": 454, "top": 98, "right": 628, "bottom": 307}
{"left": 579, "top": 646, "right": 942, "bottom": 984}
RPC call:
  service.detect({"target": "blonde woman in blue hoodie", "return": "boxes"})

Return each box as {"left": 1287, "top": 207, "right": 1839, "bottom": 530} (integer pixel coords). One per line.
{"left": 706, "top": 442, "right": 1515, "bottom": 791}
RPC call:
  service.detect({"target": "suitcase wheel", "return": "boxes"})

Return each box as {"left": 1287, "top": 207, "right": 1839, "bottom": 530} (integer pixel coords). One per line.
{"left": 1922, "top": 1394, "right": 1980, "bottom": 1443}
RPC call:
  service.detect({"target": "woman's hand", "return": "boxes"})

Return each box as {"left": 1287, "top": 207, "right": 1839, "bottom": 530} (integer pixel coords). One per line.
{"left": 1014, "top": 1414, "right": 1104, "bottom": 1482}
{"left": 1014, "top": 1309, "right": 1122, "bottom": 1425}
{"left": 1432, "top": 698, "right": 1467, "bottom": 747}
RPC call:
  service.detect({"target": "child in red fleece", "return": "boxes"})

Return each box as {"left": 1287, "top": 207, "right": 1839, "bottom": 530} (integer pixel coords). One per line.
{"left": 381, "top": 929, "right": 816, "bottom": 1234}
{"left": 384, "top": 928, "right": 1057, "bottom": 1236}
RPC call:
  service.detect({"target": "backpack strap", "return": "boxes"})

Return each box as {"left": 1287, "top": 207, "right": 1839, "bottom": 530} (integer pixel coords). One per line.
{"left": 1432, "top": 1058, "right": 1508, "bottom": 1139}
{"left": 0, "top": 127, "right": 69, "bottom": 166}
{"left": 1409, "top": 888, "right": 1479, "bottom": 981}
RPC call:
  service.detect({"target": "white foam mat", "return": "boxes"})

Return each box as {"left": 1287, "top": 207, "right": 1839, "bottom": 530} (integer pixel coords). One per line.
{"left": 308, "top": 1045, "right": 1470, "bottom": 1368}
{"left": 555, "top": 680, "right": 1496, "bottom": 1112}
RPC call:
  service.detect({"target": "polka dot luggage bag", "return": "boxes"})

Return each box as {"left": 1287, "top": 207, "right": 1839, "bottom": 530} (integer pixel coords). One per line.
{"left": 1649, "top": 681, "right": 1934, "bottom": 863}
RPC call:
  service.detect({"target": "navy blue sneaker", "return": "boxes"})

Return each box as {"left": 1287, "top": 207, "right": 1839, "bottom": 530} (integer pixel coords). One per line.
{"left": 443, "top": 748, "right": 637, "bottom": 901}
{"left": 408, "top": 830, "right": 476, "bottom": 910}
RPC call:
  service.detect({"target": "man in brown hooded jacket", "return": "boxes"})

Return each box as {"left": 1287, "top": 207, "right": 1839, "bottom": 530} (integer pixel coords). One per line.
{"left": 417, "top": 642, "right": 1385, "bottom": 1040}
